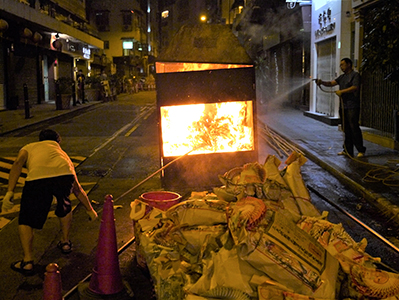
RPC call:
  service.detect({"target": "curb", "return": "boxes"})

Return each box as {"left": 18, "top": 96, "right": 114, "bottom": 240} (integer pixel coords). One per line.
{"left": 0, "top": 102, "right": 103, "bottom": 137}
{"left": 268, "top": 125, "right": 399, "bottom": 226}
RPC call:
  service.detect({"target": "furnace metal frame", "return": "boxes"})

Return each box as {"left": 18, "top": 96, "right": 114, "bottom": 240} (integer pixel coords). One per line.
{"left": 156, "top": 65, "right": 258, "bottom": 189}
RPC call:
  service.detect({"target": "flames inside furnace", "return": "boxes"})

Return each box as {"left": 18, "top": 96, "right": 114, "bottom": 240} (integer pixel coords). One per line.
{"left": 160, "top": 100, "right": 254, "bottom": 157}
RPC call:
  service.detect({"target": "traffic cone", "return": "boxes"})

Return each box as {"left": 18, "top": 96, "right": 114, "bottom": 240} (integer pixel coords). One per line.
{"left": 43, "top": 263, "right": 63, "bottom": 300}
{"left": 78, "top": 194, "right": 132, "bottom": 299}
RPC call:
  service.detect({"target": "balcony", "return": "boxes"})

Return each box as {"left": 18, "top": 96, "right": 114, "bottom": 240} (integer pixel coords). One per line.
{"left": 0, "top": 0, "right": 103, "bottom": 49}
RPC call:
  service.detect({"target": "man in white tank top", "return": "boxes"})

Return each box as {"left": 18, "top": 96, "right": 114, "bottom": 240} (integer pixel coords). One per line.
{"left": 2, "top": 129, "right": 98, "bottom": 276}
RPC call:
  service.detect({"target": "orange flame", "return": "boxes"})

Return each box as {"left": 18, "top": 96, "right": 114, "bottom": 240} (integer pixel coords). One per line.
{"left": 156, "top": 62, "right": 253, "bottom": 73}
{"left": 161, "top": 101, "right": 254, "bottom": 157}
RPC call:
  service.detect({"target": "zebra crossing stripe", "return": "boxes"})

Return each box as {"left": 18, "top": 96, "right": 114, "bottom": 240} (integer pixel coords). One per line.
{"left": 0, "top": 156, "right": 93, "bottom": 230}
{"left": 0, "top": 183, "right": 97, "bottom": 230}
{"left": 0, "top": 156, "right": 87, "bottom": 183}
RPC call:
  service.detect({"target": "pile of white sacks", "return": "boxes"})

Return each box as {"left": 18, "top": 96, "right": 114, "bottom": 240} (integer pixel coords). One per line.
{"left": 130, "top": 153, "right": 399, "bottom": 300}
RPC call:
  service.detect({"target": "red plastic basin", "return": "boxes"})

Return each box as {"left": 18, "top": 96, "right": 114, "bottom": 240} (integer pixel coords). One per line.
{"left": 140, "top": 191, "right": 181, "bottom": 211}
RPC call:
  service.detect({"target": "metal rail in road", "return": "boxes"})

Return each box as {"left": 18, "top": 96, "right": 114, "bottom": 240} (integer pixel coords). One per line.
{"left": 308, "top": 184, "right": 399, "bottom": 274}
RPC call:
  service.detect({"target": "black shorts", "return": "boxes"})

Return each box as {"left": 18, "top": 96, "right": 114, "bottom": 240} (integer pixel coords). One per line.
{"left": 19, "top": 175, "right": 75, "bottom": 229}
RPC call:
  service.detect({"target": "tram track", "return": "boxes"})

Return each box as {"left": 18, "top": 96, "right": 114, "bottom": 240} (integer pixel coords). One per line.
{"left": 259, "top": 119, "right": 399, "bottom": 273}
{"left": 308, "top": 184, "right": 399, "bottom": 274}
{"left": 63, "top": 184, "right": 399, "bottom": 300}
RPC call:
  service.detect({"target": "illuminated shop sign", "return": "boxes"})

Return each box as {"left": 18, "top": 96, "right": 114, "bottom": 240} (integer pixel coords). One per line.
{"left": 123, "top": 41, "right": 133, "bottom": 49}
{"left": 315, "top": 7, "right": 335, "bottom": 38}
{"left": 68, "top": 42, "right": 78, "bottom": 52}
{"left": 315, "top": 22, "right": 335, "bottom": 37}
{"left": 83, "top": 47, "right": 91, "bottom": 59}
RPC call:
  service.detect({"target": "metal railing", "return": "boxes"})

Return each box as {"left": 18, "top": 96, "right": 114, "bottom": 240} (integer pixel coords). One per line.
{"left": 361, "top": 69, "right": 399, "bottom": 139}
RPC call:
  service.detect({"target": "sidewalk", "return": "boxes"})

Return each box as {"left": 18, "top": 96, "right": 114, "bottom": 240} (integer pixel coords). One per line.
{"left": 0, "top": 100, "right": 102, "bottom": 135}
{"left": 259, "top": 105, "right": 399, "bottom": 226}
{"left": 1, "top": 96, "right": 399, "bottom": 226}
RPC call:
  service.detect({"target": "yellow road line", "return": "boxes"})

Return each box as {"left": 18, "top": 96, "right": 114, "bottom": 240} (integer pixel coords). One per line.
{"left": 124, "top": 106, "right": 155, "bottom": 137}
{"left": 124, "top": 124, "right": 139, "bottom": 137}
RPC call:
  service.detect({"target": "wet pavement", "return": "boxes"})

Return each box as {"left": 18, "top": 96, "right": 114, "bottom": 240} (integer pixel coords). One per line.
{"left": 1, "top": 92, "right": 399, "bottom": 299}
{"left": 257, "top": 106, "right": 399, "bottom": 226}
{"left": 1, "top": 93, "right": 398, "bottom": 224}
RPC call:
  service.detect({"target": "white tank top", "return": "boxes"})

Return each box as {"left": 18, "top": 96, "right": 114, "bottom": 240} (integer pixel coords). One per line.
{"left": 22, "top": 140, "right": 75, "bottom": 181}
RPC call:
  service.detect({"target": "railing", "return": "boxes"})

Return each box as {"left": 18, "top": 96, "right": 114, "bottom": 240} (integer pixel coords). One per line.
{"left": 12, "top": 0, "right": 100, "bottom": 39}
{"left": 361, "top": 69, "right": 399, "bottom": 138}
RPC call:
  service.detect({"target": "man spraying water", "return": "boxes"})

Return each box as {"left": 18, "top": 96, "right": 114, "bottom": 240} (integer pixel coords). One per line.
{"left": 316, "top": 58, "right": 366, "bottom": 158}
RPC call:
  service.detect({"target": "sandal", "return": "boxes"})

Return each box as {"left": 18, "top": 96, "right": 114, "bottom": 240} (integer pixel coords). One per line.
{"left": 57, "top": 240, "right": 72, "bottom": 254}
{"left": 11, "top": 260, "right": 34, "bottom": 276}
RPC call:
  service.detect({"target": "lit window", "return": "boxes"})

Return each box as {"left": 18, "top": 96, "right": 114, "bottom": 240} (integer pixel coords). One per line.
{"left": 123, "top": 41, "right": 133, "bottom": 49}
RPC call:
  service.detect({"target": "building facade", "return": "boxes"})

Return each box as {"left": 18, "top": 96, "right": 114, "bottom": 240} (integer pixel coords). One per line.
{"left": 307, "top": 0, "right": 399, "bottom": 147}
{"left": 157, "top": 0, "right": 242, "bottom": 52}
{"left": 308, "top": 0, "right": 354, "bottom": 124}
{"left": 232, "top": 0, "right": 311, "bottom": 111}
{"left": 88, "top": 0, "right": 159, "bottom": 84}
{"left": 0, "top": 0, "right": 103, "bottom": 110}
{"left": 352, "top": 0, "right": 399, "bottom": 146}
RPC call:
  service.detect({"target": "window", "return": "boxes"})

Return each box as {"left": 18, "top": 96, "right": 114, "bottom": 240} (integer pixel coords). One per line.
{"left": 122, "top": 10, "right": 133, "bottom": 31}
{"left": 122, "top": 39, "right": 135, "bottom": 56}
{"left": 96, "top": 11, "right": 110, "bottom": 32}
{"left": 123, "top": 40, "right": 133, "bottom": 49}
{"left": 104, "top": 41, "right": 109, "bottom": 49}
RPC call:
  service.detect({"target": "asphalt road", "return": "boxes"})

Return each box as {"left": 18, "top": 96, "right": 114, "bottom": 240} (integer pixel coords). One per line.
{"left": 0, "top": 92, "right": 160, "bottom": 300}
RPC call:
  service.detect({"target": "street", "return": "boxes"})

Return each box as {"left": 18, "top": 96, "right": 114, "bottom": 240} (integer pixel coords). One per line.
{"left": 0, "top": 91, "right": 398, "bottom": 299}
{"left": 0, "top": 92, "right": 160, "bottom": 300}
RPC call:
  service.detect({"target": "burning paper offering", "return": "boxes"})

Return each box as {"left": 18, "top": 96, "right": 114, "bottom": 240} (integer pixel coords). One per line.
{"left": 160, "top": 101, "right": 254, "bottom": 157}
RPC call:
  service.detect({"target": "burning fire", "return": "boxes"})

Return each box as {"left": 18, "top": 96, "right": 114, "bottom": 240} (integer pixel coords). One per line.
{"left": 161, "top": 101, "right": 254, "bottom": 157}
{"left": 156, "top": 62, "right": 253, "bottom": 73}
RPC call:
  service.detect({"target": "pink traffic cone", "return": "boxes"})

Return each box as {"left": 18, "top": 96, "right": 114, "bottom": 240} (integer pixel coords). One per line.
{"left": 88, "top": 194, "right": 124, "bottom": 295}
{"left": 43, "top": 263, "right": 63, "bottom": 300}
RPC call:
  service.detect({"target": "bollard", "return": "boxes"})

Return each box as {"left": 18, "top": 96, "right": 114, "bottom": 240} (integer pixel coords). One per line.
{"left": 55, "top": 80, "right": 62, "bottom": 110}
{"left": 72, "top": 81, "right": 77, "bottom": 106}
{"left": 394, "top": 110, "right": 399, "bottom": 142}
{"left": 23, "top": 83, "right": 30, "bottom": 119}
{"left": 78, "top": 195, "right": 133, "bottom": 300}
{"left": 43, "top": 263, "right": 63, "bottom": 300}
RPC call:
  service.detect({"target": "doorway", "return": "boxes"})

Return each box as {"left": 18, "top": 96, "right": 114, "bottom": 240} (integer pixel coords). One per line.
{"left": 316, "top": 37, "right": 337, "bottom": 117}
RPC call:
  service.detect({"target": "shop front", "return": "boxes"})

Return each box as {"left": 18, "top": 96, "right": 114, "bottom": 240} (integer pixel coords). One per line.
{"left": 0, "top": 1, "right": 102, "bottom": 111}
{"left": 307, "top": 0, "right": 354, "bottom": 125}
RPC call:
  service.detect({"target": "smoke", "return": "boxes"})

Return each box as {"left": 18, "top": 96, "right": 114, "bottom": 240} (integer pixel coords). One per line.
{"left": 235, "top": 4, "right": 303, "bottom": 59}
{"left": 234, "top": 4, "right": 309, "bottom": 112}
{"left": 263, "top": 77, "right": 312, "bottom": 112}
